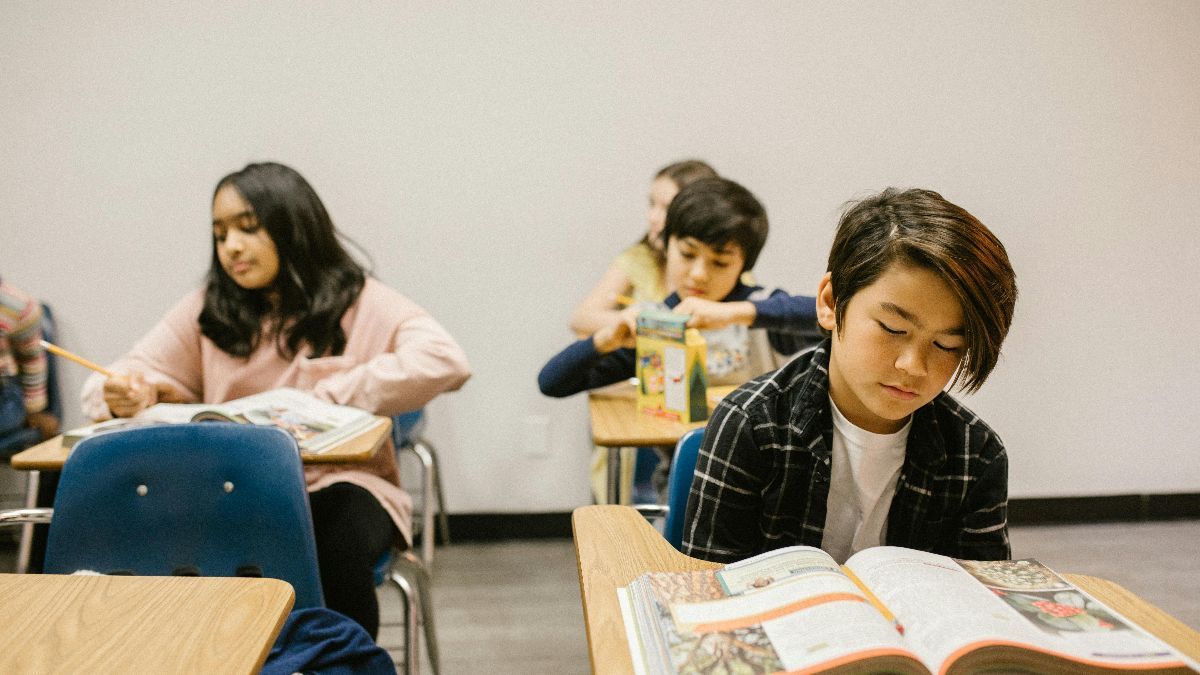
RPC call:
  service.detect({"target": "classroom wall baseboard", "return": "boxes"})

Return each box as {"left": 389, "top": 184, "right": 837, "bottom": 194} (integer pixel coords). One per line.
{"left": 437, "top": 493, "right": 1200, "bottom": 542}
{"left": 441, "top": 512, "right": 574, "bottom": 542}
{"left": 1008, "top": 492, "right": 1200, "bottom": 526}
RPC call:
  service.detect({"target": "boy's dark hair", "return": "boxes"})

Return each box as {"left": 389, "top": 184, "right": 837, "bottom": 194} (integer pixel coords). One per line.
{"left": 199, "top": 162, "right": 366, "bottom": 359}
{"left": 655, "top": 159, "right": 718, "bottom": 188}
{"left": 662, "top": 177, "right": 769, "bottom": 270}
{"left": 828, "top": 187, "right": 1017, "bottom": 393}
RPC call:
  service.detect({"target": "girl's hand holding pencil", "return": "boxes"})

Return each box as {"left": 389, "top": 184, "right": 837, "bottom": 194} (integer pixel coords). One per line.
{"left": 103, "top": 372, "right": 157, "bottom": 418}
{"left": 40, "top": 339, "right": 149, "bottom": 416}
{"left": 102, "top": 374, "right": 186, "bottom": 417}
{"left": 41, "top": 340, "right": 184, "bottom": 417}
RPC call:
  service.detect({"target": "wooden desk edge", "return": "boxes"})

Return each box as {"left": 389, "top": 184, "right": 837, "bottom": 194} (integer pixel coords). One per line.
{"left": 252, "top": 578, "right": 297, "bottom": 673}
{"left": 0, "top": 574, "right": 295, "bottom": 674}
{"left": 572, "top": 505, "right": 720, "bottom": 674}
{"left": 9, "top": 416, "right": 391, "bottom": 471}
{"left": 573, "top": 505, "right": 1200, "bottom": 674}
{"left": 300, "top": 416, "right": 391, "bottom": 464}
{"left": 1067, "top": 573, "right": 1200, "bottom": 663}
{"left": 587, "top": 398, "right": 706, "bottom": 448}
{"left": 588, "top": 384, "right": 738, "bottom": 448}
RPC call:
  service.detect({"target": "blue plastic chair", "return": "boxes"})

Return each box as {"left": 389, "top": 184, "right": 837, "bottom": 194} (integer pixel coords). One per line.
{"left": 35, "top": 423, "right": 323, "bottom": 608}
{"left": 634, "top": 428, "right": 704, "bottom": 551}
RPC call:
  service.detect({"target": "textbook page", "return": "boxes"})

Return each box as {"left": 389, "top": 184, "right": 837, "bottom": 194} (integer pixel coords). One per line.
{"left": 139, "top": 403, "right": 234, "bottom": 424}
{"left": 61, "top": 416, "right": 166, "bottom": 447}
{"left": 844, "top": 546, "right": 1194, "bottom": 673}
{"left": 623, "top": 547, "right": 922, "bottom": 674}
{"left": 62, "top": 403, "right": 236, "bottom": 447}
{"left": 195, "top": 388, "right": 373, "bottom": 452}
{"left": 140, "top": 389, "right": 374, "bottom": 452}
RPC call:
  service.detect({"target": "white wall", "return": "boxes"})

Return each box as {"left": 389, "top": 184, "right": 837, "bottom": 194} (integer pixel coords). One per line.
{"left": 2, "top": 1, "right": 1198, "bottom": 510}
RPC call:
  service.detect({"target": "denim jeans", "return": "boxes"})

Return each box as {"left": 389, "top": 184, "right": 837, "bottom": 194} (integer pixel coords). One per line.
{"left": 0, "top": 376, "right": 26, "bottom": 435}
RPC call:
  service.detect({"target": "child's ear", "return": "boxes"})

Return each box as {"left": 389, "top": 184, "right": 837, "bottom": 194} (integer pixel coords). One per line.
{"left": 816, "top": 272, "right": 837, "bottom": 332}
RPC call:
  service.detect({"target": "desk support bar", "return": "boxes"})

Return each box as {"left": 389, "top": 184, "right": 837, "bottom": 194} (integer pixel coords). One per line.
{"left": 0, "top": 507, "right": 54, "bottom": 525}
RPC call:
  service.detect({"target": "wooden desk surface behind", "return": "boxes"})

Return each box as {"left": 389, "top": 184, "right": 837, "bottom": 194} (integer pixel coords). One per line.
{"left": 572, "top": 505, "right": 1200, "bottom": 674}
{"left": 588, "top": 383, "right": 737, "bottom": 447}
{"left": 0, "top": 573, "right": 294, "bottom": 674}
{"left": 9, "top": 416, "right": 392, "bottom": 471}
{"left": 572, "top": 505, "right": 720, "bottom": 674}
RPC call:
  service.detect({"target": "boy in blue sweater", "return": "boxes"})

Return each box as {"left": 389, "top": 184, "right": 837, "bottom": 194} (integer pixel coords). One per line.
{"left": 538, "top": 177, "right": 821, "bottom": 398}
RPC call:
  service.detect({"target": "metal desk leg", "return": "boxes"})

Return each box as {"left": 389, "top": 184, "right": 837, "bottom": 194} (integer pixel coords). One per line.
{"left": 606, "top": 447, "right": 621, "bottom": 505}
{"left": 16, "top": 470, "right": 39, "bottom": 574}
{"left": 619, "top": 447, "right": 638, "bottom": 506}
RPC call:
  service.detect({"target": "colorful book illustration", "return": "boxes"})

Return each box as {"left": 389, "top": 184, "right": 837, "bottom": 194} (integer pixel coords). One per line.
{"left": 63, "top": 388, "right": 376, "bottom": 454}
{"left": 635, "top": 310, "right": 708, "bottom": 423}
{"left": 619, "top": 545, "right": 1197, "bottom": 674}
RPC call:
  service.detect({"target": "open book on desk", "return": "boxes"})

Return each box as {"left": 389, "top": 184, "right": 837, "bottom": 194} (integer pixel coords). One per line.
{"left": 64, "top": 388, "right": 377, "bottom": 454}
{"left": 619, "top": 544, "right": 1197, "bottom": 675}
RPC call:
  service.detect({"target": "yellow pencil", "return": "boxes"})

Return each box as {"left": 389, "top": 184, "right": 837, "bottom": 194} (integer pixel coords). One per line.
{"left": 40, "top": 340, "right": 115, "bottom": 378}
{"left": 842, "top": 566, "right": 905, "bottom": 635}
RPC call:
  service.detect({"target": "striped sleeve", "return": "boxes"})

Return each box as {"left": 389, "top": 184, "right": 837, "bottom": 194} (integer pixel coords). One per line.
{"left": 0, "top": 284, "right": 46, "bottom": 413}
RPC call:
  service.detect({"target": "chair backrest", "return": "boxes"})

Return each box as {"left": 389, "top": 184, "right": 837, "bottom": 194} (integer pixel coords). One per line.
{"left": 392, "top": 409, "right": 426, "bottom": 447}
{"left": 662, "top": 428, "right": 704, "bottom": 550}
{"left": 38, "top": 303, "right": 64, "bottom": 423}
{"left": 44, "top": 423, "right": 324, "bottom": 608}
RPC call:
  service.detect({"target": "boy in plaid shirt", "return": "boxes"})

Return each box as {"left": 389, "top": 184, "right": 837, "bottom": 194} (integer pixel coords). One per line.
{"left": 683, "top": 188, "right": 1018, "bottom": 563}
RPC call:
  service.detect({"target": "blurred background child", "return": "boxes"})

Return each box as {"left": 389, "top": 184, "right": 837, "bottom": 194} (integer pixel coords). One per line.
{"left": 569, "top": 160, "right": 719, "bottom": 336}
{"left": 567, "top": 160, "right": 718, "bottom": 502}
{"left": 544, "top": 177, "right": 821, "bottom": 503}
{"left": 0, "top": 277, "right": 58, "bottom": 441}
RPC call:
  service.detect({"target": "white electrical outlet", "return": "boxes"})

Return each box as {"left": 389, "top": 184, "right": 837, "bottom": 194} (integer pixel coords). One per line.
{"left": 520, "top": 414, "right": 551, "bottom": 458}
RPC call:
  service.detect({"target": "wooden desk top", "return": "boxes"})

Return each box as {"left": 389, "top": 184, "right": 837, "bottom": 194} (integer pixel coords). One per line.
{"left": 0, "top": 573, "right": 294, "bottom": 674}
{"left": 572, "top": 505, "right": 1200, "bottom": 674}
{"left": 9, "top": 416, "right": 392, "bottom": 471}
{"left": 588, "top": 383, "right": 737, "bottom": 447}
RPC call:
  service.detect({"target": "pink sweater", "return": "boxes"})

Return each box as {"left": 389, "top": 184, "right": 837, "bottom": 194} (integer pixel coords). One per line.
{"left": 81, "top": 278, "right": 471, "bottom": 545}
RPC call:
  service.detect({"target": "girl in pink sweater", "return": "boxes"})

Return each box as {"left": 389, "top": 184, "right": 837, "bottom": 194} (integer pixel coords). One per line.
{"left": 82, "top": 162, "right": 470, "bottom": 637}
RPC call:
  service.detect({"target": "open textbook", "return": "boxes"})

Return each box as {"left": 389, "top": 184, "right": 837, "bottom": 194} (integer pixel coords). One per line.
{"left": 64, "top": 388, "right": 377, "bottom": 454}
{"left": 619, "top": 545, "right": 1197, "bottom": 675}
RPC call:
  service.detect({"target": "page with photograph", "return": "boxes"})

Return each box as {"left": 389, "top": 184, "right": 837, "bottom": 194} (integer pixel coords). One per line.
{"left": 205, "top": 388, "right": 374, "bottom": 451}
{"left": 621, "top": 549, "right": 922, "bottom": 675}
{"left": 844, "top": 547, "right": 1195, "bottom": 674}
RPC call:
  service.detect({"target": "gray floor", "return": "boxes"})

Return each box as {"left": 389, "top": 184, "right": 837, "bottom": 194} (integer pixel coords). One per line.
{"left": 4, "top": 519, "right": 1199, "bottom": 674}
{"left": 378, "top": 519, "right": 1200, "bottom": 674}
{"left": 377, "top": 539, "right": 588, "bottom": 673}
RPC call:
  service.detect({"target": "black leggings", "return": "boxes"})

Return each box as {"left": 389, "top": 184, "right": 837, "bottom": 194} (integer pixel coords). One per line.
{"left": 309, "top": 482, "right": 400, "bottom": 640}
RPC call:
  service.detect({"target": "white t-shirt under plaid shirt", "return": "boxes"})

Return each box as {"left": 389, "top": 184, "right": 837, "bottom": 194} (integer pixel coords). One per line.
{"left": 821, "top": 397, "right": 908, "bottom": 563}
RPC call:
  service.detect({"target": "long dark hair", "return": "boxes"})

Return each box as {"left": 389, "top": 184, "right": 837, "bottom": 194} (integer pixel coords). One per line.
{"left": 198, "top": 162, "right": 365, "bottom": 359}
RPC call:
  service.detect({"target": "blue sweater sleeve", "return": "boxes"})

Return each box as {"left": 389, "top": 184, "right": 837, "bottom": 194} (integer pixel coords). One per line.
{"left": 537, "top": 337, "right": 637, "bottom": 397}
{"left": 750, "top": 289, "right": 823, "bottom": 356}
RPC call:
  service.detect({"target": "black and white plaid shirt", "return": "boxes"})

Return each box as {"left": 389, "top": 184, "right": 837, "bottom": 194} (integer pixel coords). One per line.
{"left": 682, "top": 340, "right": 1010, "bottom": 564}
